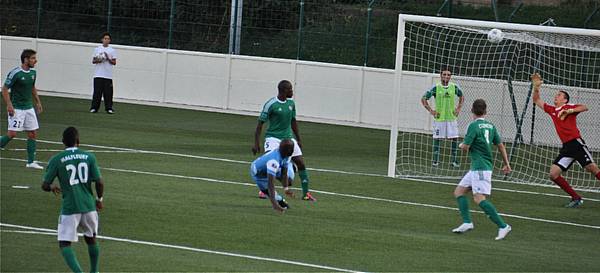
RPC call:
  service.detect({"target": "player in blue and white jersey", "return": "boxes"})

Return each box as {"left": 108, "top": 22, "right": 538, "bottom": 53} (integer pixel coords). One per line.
{"left": 250, "top": 139, "right": 294, "bottom": 212}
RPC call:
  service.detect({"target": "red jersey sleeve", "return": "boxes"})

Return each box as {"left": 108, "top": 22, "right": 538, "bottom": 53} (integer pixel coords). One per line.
{"left": 543, "top": 103, "right": 554, "bottom": 114}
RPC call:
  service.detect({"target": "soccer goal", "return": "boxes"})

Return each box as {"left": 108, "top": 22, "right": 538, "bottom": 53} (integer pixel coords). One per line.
{"left": 388, "top": 14, "right": 600, "bottom": 192}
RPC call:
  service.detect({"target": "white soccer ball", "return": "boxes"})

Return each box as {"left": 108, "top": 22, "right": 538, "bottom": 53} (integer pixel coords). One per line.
{"left": 95, "top": 53, "right": 105, "bottom": 62}
{"left": 487, "top": 28, "right": 504, "bottom": 43}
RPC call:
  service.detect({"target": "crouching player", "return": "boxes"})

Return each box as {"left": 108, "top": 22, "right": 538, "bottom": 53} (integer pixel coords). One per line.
{"left": 250, "top": 139, "right": 294, "bottom": 212}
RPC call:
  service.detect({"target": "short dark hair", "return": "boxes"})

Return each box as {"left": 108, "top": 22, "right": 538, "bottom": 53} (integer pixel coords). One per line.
{"left": 101, "top": 32, "right": 112, "bottom": 40}
{"left": 472, "top": 99, "right": 487, "bottom": 116}
{"left": 20, "top": 49, "right": 36, "bottom": 63}
{"left": 559, "top": 90, "right": 570, "bottom": 103}
{"left": 440, "top": 67, "right": 451, "bottom": 74}
{"left": 278, "top": 80, "right": 292, "bottom": 93}
{"left": 62, "top": 127, "right": 79, "bottom": 147}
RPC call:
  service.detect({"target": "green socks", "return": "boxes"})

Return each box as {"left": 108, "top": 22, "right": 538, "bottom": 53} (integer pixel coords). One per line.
{"left": 88, "top": 243, "right": 100, "bottom": 273}
{"left": 0, "top": 135, "right": 12, "bottom": 148}
{"left": 451, "top": 140, "right": 458, "bottom": 163}
{"left": 27, "top": 138, "right": 36, "bottom": 163}
{"left": 456, "top": 196, "right": 472, "bottom": 223}
{"left": 432, "top": 139, "right": 440, "bottom": 163}
{"left": 479, "top": 200, "right": 507, "bottom": 228}
{"left": 60, "top": 246, "right": 83, "bottom": 273}
{"left": 1, "top": 137, "right": 37, "bottom": 163}
{"left": 299, "top": 169, "right": 309, "bottom": 196}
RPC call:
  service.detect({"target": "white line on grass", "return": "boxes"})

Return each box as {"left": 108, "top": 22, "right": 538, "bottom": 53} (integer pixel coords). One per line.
{"left": 0, "top": 223, "right": 365, "bottom": 273}
{"left": 7, "top": 138, "right": 600, "bottom": 201}
{"left": 3, "top": 157, "right": 598, "bottom": 230}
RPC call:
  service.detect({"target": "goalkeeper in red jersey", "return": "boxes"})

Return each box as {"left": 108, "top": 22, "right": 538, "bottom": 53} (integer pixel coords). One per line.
{"left": 531, "top": 73, "right": 600, "bottom": 208}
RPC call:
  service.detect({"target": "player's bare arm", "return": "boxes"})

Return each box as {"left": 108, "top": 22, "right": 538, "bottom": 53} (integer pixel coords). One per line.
{"left": 280, "top": 165, "right": 294, "bottom": 198}
{"left": 291, "top": 118, "right": 302, "bottom": 148}
{"left": 95, "top": 178, "right": 104, "bottom": 210}
{"left": 104, "top": 52, "right": 117, "bottom": 65}
{"left": 558, "top": 104, "right": 588, "bottom": 120}
{"left": 252, "top": 121, "right": 264, "bottom": 155}
{"left": 41, "top": 182, "right": 62, "bottom": 196}
{"left": 280, "top": 166, "right": 288, "bottom": 188}
{"left": 267, "top": 174, "right": 284, "bottom": 212}
{"left": 531, "top": 73, "right": 545, "bottom": 109}
{"left": 421, "top": 97, "right": 438, "bottom": 117}
{"left": 458, "top": 142, "right": 469, "bottom": 152}
{"left": 32, "top": 86, "right": 43, "bottom": 114}
{"left": 454, "top": 95, "right": 464, "bottom": 116}
{"left": 1, "top": 86, "right": 14, "bottom": 116}
{"left": 497, "top": 143, "right": 512, "bottom": 174}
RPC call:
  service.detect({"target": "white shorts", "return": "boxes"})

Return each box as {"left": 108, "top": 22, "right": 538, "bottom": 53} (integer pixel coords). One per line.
{"left": 433, "top": 120, "right": 458, "bottom": 139}
{"left": 7, "top": 108, "right": 39, "bottom": 132}
{"left": 458, "top": 170, "right": 492, "bottom": 195}
{"left": 57, "top": 211, "right": 99, "bottom": 242}
{"left": 264, "top": 137, "right": 302, "bottom": 157}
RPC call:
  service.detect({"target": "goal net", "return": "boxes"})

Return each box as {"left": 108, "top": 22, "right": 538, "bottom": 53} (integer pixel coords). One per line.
{"left": 388, "top": 15, "right": 600, "bottom": 192}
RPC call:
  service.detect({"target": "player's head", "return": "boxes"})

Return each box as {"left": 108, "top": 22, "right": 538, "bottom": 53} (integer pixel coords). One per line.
{"left": 278, "top": 139, "right": 294, "bottom": 157}
{"left": 62, "top": 126, "right": 80, "bottom": 148}
{"left": 20, "top": 49, "right": 37, "bottom": 68}
{"left": 101, "top": 32, "right": 112, "bottom": 46}
{"left": 471, "top": 99, "right": 487, "bottom": 117}
{"left": 278, "top": 80, "right": 293, "bottom": 99}
{"left": 440, "top": 67, "right": 451, "bottom": 85}
{"left": 554, "top": 90, "right": 570, "bottom": 106}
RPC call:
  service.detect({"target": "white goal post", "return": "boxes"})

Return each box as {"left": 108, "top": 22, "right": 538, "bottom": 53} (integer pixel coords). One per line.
{"left": 388, "top": 14, "right": 600, "bottom": 191}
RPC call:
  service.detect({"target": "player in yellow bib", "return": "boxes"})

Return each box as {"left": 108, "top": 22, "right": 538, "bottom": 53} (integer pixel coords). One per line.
{"left": 421, "top": 68, "right": 464, "bottom": 167}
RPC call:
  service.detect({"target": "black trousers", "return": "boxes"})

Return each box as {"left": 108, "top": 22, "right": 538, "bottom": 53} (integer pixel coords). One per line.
{"left": 91, "top": 77, "right": 114, "bottom": 111}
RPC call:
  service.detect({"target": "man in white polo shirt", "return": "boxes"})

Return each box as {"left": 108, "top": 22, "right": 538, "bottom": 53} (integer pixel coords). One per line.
{"left": 90, "top": 32, "right": 117, "bottom": 114}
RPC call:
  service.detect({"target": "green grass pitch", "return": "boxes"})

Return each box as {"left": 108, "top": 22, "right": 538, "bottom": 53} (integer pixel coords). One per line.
{"left": 2, "top": 96, "right": 600, "bottom": 272}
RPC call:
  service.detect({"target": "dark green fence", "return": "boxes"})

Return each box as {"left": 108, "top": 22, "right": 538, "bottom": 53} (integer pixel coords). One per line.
{"left": 1, "top": 0, "right": 599, "bottom": 69}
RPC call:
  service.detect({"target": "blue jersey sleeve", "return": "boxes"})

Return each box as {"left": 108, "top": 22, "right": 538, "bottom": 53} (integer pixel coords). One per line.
{"left": 266, "top": 159, "right": 280, "bottom": 176}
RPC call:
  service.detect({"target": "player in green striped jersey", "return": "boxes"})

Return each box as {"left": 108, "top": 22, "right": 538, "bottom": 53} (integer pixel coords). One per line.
{"left": 1, "top": 49, "right": 44, "bottom": 169}
{"left": 42, "top": 127, "right": 104, "bottom": 273}
{"left": 421, "top": 68, "right": 464, "bottom": 167}
{"left": 252, "top": 80, "right": 316, "bottom": 201}
{"left": 452, "top": 99, "right": 512, "bottom": 240}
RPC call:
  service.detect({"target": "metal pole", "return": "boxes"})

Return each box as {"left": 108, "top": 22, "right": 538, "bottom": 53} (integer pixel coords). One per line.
{"left": 436, "top": 0, "right": 449, "bottom": 16}
{"left": 36, "top": 0, "right": 42, "bottom": 38}
{"left": 107, "top": 0, "right": 113, "bottom": 32}
{"left": 229, "top": 0, "right": 238, "bottom": 54}
{"left": 235, "top": 0, "right": 242, "bottom": 54}
{"left": 296, "top": 0, "right": 305, "bottom": 60}
{"left": 508, "top": 44, "right": 545, "bottom": 165}
{"left": 168, "top": 0, "right": 175, "bottom": 49}
{"left": 584, "top": 5, "right": 600, "bottom": 28}
{"left": 491, "top": 0, "right": 499, "bottom": 21}
{"left": 228, "top": 0, "right": 242, "bottom": 54}
{"left": 364, "top": 0, "right": 375, "bottom": 66}
{"left": 508, "top": 1, "right": 523, "bottom": 23}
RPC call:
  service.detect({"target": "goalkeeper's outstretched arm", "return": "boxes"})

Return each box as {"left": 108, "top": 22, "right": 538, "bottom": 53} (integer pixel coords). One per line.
{"left": 531, "top": 73, "right": 545, "bottom": 109}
